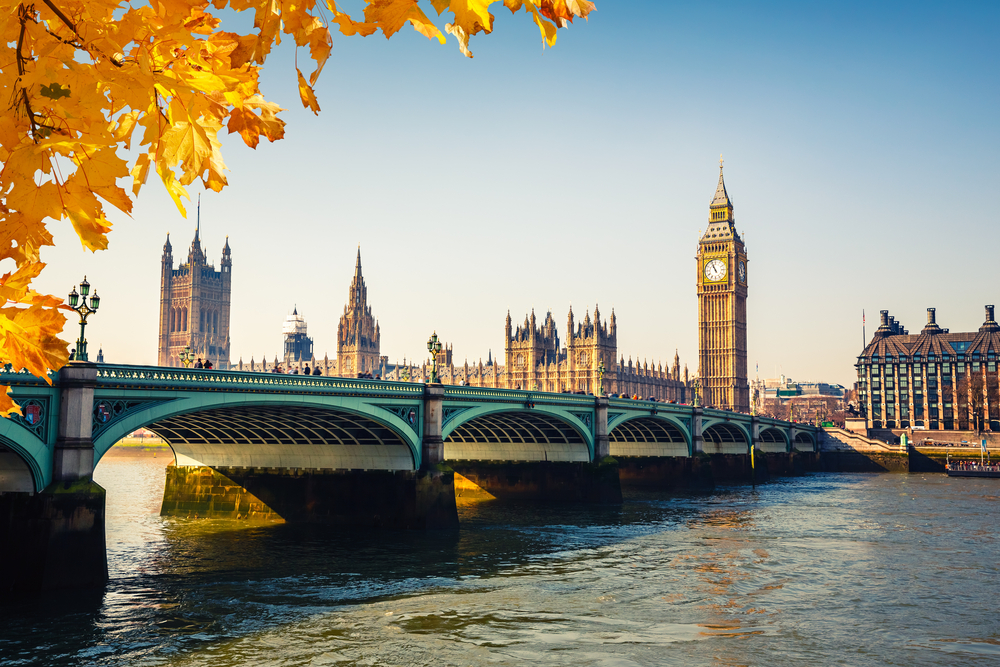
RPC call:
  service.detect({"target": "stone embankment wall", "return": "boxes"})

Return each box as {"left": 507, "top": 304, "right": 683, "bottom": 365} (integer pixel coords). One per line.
{"left": 818, "top": 428, "right": 909, "bottom": 472}
{"left": 161, "top": 465, "right": 458, "bottom": 529}
{"left": 448, "top": 460, "right": 623, "bottom": 504}
{"left": 616, "top": 451, "right": 820, "bottom": 491}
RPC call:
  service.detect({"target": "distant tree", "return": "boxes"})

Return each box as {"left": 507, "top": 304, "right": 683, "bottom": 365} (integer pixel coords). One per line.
{"left": 965, "top": 373, "right": 986, "bottom": 433}
{"left": 987, "top": 374, "right": 999, "bottom": 430}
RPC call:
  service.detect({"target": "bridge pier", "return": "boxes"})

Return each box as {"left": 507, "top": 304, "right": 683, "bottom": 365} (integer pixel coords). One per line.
{"left": 0, "top": 363, "right": 108, "bottom": 596}
{"left": 692, "top": 407, "right": 704, "bottom": 454}
{"left": 422, "top": 385, "right": 445, "bottom": 469}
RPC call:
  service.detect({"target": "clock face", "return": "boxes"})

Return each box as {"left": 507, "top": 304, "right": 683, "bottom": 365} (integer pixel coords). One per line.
{"left": 738, "top": 260, "right": 746, "bottom": 283}
{"left": 704, "top": 258, "right": 727, "bottom": 282}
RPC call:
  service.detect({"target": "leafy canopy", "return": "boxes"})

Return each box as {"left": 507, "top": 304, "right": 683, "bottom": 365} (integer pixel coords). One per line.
{"left": 0, "top": 0, "right": 594, "bottom": 413}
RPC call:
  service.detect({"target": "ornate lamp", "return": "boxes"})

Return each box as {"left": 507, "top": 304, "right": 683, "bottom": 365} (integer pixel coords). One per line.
{"left": 598, "top": 359, "right": 606, "bottom": 396}
{"left": 427, "top": 332, "right": 443, "bottom": 383}
{"left": 67, "top": 276, "right": 100, "bottom": 362}
{"left": 179, "top": 345, "right": 195, "bottom": 368}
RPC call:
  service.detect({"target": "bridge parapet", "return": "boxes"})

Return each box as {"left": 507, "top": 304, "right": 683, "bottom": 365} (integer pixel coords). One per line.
{"left": 92, "top": 365, "right": 426, "bottom": 396}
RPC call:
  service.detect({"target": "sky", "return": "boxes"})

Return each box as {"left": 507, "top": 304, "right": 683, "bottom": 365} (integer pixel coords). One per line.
{"left": 35, "top": 1, "right": 1000, "bottom": 387}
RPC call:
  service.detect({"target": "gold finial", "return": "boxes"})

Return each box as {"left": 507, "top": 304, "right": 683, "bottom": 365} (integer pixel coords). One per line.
{"left": 719, "top": 154, "right": 724, "bottom": 170}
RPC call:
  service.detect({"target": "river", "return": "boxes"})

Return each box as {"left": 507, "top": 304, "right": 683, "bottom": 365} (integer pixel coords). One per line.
{"left": 1, "top": 455, "right": 999, "bottom": 666}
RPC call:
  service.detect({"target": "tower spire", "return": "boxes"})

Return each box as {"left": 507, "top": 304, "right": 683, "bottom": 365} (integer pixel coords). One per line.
{"left": 711, "top": 157, "right": 731, "bottom": 208}
{"left": 196, "top": 193, "right": 201, "bottom": 242}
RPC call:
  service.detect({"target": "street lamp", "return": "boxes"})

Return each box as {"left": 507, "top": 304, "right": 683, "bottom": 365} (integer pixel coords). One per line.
{"left": 598, "top": 359, "right": 606, "bottom": 397}
{"left": 179, "top": 346, "right": 195, "bottom": 368}
{"left": 427, "top": 332, "right": 443, "bottom": 383}
{"left": 67, "top": 276, "right": 100, "bottom": 362}
{"left": 692, "top": 378, "right": 700, "bottom": 407}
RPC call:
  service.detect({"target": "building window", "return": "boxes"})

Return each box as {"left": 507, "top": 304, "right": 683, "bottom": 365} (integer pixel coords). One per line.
{"left": 990, "top": 362, "right": 997, "bottom": 373}
{"left": 973, "top": 362, "right": 981, "bottom": 372}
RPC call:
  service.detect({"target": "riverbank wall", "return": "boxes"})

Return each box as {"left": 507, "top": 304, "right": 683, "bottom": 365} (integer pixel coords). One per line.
{"left": 616, "top": 451, "right": 821, "bottom": 491}
{"left": 447, "top": 459, "right": 623, "bottom": 504}
{"left": 160, "top": 465, "right": 459, "bottom": 529}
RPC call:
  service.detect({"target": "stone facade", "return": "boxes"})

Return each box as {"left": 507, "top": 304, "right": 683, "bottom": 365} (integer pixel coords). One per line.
{"left": 234, "top": 250, "right": 688, "bottom": 400}
{"left": 696, "top": 162, "right": 749, "bottom": 412}
{"left": 857, "top": 306, "right": 1000, "bottom": 432}
{"left": 334, "top": 249, "right": 381, "bottom": 377}
{"left": 157, "top": 225, "right": 232, "bottom": 369}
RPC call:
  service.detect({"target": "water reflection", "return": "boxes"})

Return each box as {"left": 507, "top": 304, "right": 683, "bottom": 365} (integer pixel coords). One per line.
{"left": 4, "top": 462, "right": 1000, "bottom": 666}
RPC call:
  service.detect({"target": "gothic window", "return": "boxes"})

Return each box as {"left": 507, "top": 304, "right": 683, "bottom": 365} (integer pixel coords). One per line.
{"left": 200, "top": 311, "right": 205, "bottom": 333}
{"left": 516, "top": 353, "right": 525, "bottom": 368}
{"left": 169, "top": 309, "right": 175, "bottom": 332}
{"left": 182, "top": 309, "right": 188, "bottom": 331}
{"left": 213, "top": 311, "right": 219, "bottom": 334}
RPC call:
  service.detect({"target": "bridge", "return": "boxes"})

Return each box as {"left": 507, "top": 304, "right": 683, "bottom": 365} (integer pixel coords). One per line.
{"left": 0, "top": 362, "right": 818, "bottom": 594}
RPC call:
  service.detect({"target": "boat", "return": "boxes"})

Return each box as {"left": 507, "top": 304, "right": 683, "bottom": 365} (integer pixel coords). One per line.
{"left": 946, "top": 462, "right": 1000, "bottom": 478}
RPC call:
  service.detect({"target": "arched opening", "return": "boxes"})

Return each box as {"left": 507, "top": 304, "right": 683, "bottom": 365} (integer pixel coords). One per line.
{"left": 143, "top": 405, "right": 415, "bottom": 470}
{"left": 445, "top": 411, "right": 589, "bottom": 462}
{"left": 702, "top": 422, "right": 749, "bottom": 454}
{"left": 609, "top": 417, "right": 688, "bottom": 457}
{"left": 759, "top": 427, "right": 788, "bottom": 453}
{"left": 0, "top": 444, "right": 35, "bottom": 492}
{"left": 793, "top": 432, "right": 815, "bottom": 451}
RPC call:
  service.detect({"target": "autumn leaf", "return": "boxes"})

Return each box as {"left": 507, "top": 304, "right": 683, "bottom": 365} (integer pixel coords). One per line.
{"left": 297, "top": 67, "right": 321, "bottom": 114}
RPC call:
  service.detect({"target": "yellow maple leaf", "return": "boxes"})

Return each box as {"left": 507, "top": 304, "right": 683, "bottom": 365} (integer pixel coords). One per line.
{"left": 297, "top": 67, "right": 321, "bottom": 114}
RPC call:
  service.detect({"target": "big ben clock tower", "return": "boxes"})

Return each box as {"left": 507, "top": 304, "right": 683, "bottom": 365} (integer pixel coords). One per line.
{"left": 696, "top": 158, "right": 749, "bottom": 412}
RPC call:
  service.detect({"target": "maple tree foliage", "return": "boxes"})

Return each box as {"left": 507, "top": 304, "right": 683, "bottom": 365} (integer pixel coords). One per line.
{"left": 0, "top": 0, "right": 595, "bottom": 414}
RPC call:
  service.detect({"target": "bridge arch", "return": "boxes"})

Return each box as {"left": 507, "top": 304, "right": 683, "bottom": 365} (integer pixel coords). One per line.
{"left": 609, "top": 415, "right": 690, "bottom": 458}
{"left": 442, "top": 406, "right": 593, "bottom": 462}
{"left": 759, "top": 427, "right": 789, "bottom": 453}
{"left": 701, "top": 420, "right": 750, "bottom": 454}
{"left": 793, "top": 431, "right": 816, "bottom": 451}
{"left": 0, "top": 419, "right": 47, "bottom": 492}
{"left": 92, "top": 394, "right": 422, "bottom": 471}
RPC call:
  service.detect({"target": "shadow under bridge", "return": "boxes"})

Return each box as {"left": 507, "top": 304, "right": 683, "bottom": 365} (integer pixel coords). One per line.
{"left": 443, "top": 410, "right": 592, "bottom": 462}
{"left": 609, "top": 417, "right": 690, "bottom": 458}
{"left": 144, "top": 404, "right": 417, "bottom": 471}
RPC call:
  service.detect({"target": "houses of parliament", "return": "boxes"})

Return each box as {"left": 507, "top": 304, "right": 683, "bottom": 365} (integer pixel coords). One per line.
{"left": 157, "top": 164, "right": 751, "bottom": 411}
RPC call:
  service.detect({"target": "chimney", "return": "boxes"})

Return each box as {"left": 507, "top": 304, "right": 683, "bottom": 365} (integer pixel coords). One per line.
{"left": 880, "top": 310, "right": 889, "bottom": 327}
{"left": 927, "top": 308, "right": 936, "bottom": 325}
{"left": 987, "top": 305, "right": 996, "bottom": 323}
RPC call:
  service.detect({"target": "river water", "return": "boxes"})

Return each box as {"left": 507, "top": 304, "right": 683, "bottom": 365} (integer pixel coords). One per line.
{"left": 2, "top": 456, "right": 1000, "bottom": 666}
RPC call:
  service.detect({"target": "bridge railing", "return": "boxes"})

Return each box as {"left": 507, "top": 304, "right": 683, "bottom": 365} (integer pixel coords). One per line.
{"left": 442, "top": 385, "right": 597, "bottom": 407}
{"left": 92, "top": 364, "right": 426, "bottom": 396}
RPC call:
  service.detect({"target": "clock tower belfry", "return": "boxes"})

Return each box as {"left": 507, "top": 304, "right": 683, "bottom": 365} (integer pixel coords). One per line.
{"left": 696, "top": 159, "right": 750, "bottom": 412}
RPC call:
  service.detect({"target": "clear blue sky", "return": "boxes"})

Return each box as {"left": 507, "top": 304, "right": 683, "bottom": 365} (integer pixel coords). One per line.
{"left": 36, "top": 1, "right": 1000, "bottom": 386}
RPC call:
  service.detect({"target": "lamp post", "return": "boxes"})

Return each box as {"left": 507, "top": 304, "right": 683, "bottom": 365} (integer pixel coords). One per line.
{"left": 179, "top": 346, "right": 195, "bottom": 368}
{"left": 598, "top": 359, "right": 606, "bottom": 397}
{"left": 427, "top": 332, "right": 443, "bottom": 384}
{"left": 67, "top": 276, "right": 100, "bottom": 362}
{"left": 692, "top": 378, "right": 700, "bottom": 407}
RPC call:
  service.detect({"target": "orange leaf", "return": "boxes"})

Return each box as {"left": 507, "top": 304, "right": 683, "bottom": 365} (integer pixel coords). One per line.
{"left": 297, "top": 68, "right": 321, "bottom": 114}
